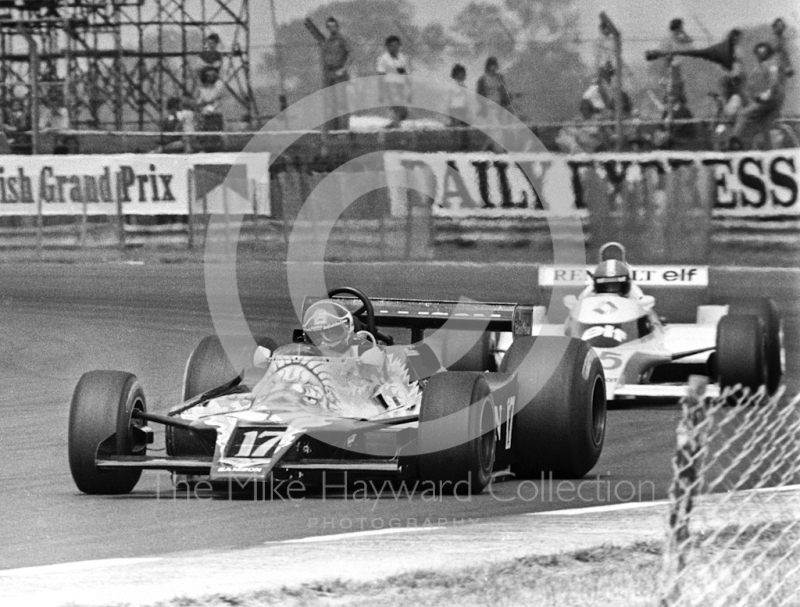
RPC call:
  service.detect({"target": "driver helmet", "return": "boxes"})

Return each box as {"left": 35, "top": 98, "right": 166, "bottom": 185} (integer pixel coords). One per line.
{"left": 302, "top": 300, "right": 354, "bottom": 352}
{"left": 593, "top": 260, "right": 631, "bottom": 296}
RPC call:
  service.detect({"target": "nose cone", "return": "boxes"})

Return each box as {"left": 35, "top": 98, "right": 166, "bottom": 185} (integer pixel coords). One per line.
{"left": 571, "top": 295, "right": 642, "bottom": 325}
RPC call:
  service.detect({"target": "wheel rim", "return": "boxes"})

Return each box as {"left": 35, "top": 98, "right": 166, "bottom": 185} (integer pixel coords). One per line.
{"left": 130, "top": 399, "right": 147, "bottom": 455}
{"left": 591, "top": 377, "right": 606, "bottom": 447}
{"left": 478, "top": 398, "right": 496, "bottom": 473}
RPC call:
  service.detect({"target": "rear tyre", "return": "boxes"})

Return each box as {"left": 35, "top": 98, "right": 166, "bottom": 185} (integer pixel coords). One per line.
{"left": 68, "top": 371, "right": 146, "bottom": 495}
{"left": 440, "top": 330, "right": 495, "bottom": 372}
{"left": 501, "top": 336, "right": 606, "bottom": 479}
{"left": 716, "top": 315, "right": 766, "bottom": 393}
{"left": 168, "top": 335, "right": 277, "bottom": 457}
{"left": 418, "top": 373, "right": 496, "bottom": 495}
{"left": 723, "top": 299, "right": 782, "bottom": 393}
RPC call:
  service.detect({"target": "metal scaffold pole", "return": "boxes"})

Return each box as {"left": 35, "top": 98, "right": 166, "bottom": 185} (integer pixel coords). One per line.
{"left": 0, "top": 1, "right": 257, "bottom": 132}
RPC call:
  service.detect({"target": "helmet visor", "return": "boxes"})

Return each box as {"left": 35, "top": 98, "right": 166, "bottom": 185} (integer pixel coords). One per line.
{"left": 306, "top": 322, "right": 350, "bottom": 347}
{"left": 595, "top": 276, "right": 630, "bottom": 294}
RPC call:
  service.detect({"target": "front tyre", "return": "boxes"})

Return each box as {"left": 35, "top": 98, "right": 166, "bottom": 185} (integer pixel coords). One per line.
{"left": 170, "top": 335, "right": 277, "bottom": 457}
{"left": 68, "top": 371, "right": 146, "bottom": 495}
{"left": 716, "top": 315, "right": 766, "bottom": 393}
{"left": 502, "top": 336, "right": 606, "bottom": 479}
{"left": 724, "top": 299, "right": 782, "bottom": 393}
{"left": 418, "top": 373, "right": 496, "bottom": 495}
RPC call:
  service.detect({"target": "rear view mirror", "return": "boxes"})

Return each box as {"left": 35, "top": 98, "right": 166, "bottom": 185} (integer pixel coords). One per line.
{"left": 640, "top": 295, "right": 656, "bottom": 311}
{"left": 563, "top": 295, "right": 578, "bottom": 310}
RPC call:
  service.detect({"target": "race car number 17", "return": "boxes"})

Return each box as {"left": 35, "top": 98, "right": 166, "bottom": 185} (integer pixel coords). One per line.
{"left": 231, "top": 430, "right": 282, "bottom": 458}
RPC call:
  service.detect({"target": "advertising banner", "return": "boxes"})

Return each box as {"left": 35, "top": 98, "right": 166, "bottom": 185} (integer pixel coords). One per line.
{"left": 384, "top": 150, "right": 799, "bottom": 218}
{"left": 538, "top": 266, "right": 709, "bottom": 287}
{"left": 0, "top": 153, "right": 270, "bottom": 216}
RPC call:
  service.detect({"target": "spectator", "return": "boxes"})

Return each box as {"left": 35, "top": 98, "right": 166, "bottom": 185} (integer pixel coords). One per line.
{"left": 376, "top": 35, "right": 411, "bottom": 128}
{"left": 653, "top": 94, "right": 696, "bottom": 149}
{"left": 661, "top": 18, "right": 694, "bottom": 112}
{"left": 155, "top": 96, "right": 193, "bottom": 153}
{"left": 594, "top": 18, "right": 617, "bottom": 75}
{"left": 180, "top": 93, "right": 197, "bottom": 133}
{"left": 39, "top": 87, "right": 71, "bottom": 154}
{"left": 772, "top": 18, "right": 794, "bottom": 80}
{"left": 728, "top": 29, "right": 745, "bottom": 81}
{"left": 196, "top": 66, "right": 225, "bottom": 131}
{"left": 447, "top": 64, "right": 469, "bottom": 127}
{"left": 39, "top": 88, "right": 69, "bottom": 132}
{"left": 580, "top": 63, "right": 615, "bottom": 120}
{"left": 3, "top": 98, "right": 32, "bottom": 154}
{"left": 162, "top": 96, "right": 183, "bottom": 133}
{"left": 579, "top": 62, "right": 634, "bottom": 146}
{"left": 476, "top": 56, "right": 512, "bottom": 122}
{"left": 200, "top": 33, "right": 223, "bottom": 73}
{"left": 555, "top": 104, "right": 605, "bottom": 154}
{"left": 321, "top": 17, "right": 351, "bottom": 131}
{"left": 719, "top": 75, "right": 745, "bottom": 120}
{"left": 708, "top": 75, "right": 744, "bottom": 150}
{"left": 730, "top": 42, "right": 785, "bottom": 148}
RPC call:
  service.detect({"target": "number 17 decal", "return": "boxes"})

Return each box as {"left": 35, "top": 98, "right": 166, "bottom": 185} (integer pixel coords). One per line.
{"left": 234, "top": 430, "right": 282, "bottom": 458}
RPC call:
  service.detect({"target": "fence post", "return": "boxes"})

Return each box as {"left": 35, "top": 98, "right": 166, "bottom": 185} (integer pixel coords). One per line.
{"left": 599, "top": 12, "right": 624, "bottom": 151}
{"left": 661, "top": 375, "right": 708, "bottom": 607}
{"left": 17, "top": 24, "right": 40, "bottom": 156}
{"left": 115, "top": 176, "right": 126, "bottom": 251}
{"left": 271, "top": 164, "right": 289, "bottom": 254}
{"left": 186, "top": 168, "right": 195, "bottom": 250}
{"left": 36, "top": 191, "right": 43, "bottom": 259}
{"left": 79, "top": 197, "right": 87, "bottom": 249}
{"left": 222, "top": 181, "right": 231, "bottom": 253}
{"left": 250, "top": 177, "right": 260, "bottom": 243}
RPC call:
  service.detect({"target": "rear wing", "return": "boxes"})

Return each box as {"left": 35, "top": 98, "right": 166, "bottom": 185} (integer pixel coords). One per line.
{"left": 304, "top": 297, "right": 536, "bottom": 336}
{"left": 538, "top": 266, "right": 709, "bottom": 288}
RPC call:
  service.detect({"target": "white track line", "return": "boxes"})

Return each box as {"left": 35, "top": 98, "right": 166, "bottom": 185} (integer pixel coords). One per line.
{"left": 528, "top": 501, "right": 668, "bottom": 516}
{"left": 279, "top": 526, "right": 443, "bottom": 544}
{"left": 0, "top": 557, "right": 163, "bottom": 577}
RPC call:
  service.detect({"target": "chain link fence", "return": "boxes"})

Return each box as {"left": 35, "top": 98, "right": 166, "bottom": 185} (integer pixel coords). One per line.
{"left": 660, "top": 377, "right": 800, "bottom": 607}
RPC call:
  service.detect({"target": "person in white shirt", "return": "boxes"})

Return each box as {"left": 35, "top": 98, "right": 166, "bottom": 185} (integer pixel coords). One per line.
{"left": 196, "top": 66, "right": 225, "bottom": 131}
{"left": 447, "top": 64, "right": 469, "bottom": 127}
{"left": 376, "top": 35, "right": 410, "bottom": 128}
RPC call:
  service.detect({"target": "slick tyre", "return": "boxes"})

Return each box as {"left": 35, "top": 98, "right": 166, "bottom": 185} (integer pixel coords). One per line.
{"left": 68, "top": 371, "right": 146, "bottom": 495}
{"left": 181, "top": 335, "right": 240, "bottom": 401}
{"left": 716, "top": 315, "right": 767, "bottom": 393}
{"left": 501, "top": 336, "right": 606, "bottom": 479}
{"left": 440, "top": 330, "right": 495, "bottom": 372}
{"left": 723, "top": 299, "right": 783, "bottom": 393}
{"left": 170, "top": 335, "right": 277, "bottom": 456}
{"left": 418, "top": 373, "right": 496, "bottom": 495}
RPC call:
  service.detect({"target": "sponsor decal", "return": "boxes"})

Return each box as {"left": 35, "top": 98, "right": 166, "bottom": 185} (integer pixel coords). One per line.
{"left": 0, "top": 153, "right": 270, "bottom": 216}
{"left": 492, "top": 397, "right": 515, "bottom": 449}
{"left": 582, "top": 349, "right": 595, "bottom": 380}
{"left": 538, "top": 266, "right": 709, "bottom": 287}
{"left": 582, "top": 325, "right": 628, "bottom": 343}
{"left": 217, "top": 465, "right": 265, "bottom": 474}
{"left": 384, "top": 150, "right": 799, "bottom": 218}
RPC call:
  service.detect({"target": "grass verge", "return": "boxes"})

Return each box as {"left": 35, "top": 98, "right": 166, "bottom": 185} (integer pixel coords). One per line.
{"left": 69, "top": 522, "right": 799, "bottom": 607}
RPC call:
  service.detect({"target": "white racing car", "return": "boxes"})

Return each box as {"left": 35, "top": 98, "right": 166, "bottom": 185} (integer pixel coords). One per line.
{"left": 495, "top": 243, "right": 783, "bottom": 401}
